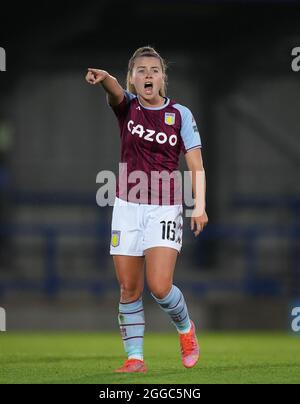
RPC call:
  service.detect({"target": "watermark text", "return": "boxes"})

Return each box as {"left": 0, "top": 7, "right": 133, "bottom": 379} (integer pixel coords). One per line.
{"left": 0, "top": 307, "right": 6, "bottom": 331}
{"left": 291, "top": 47, "right": 300, "bottom": 72}
{"left": 0, "top": 47, "right": 6, "bottom": 71}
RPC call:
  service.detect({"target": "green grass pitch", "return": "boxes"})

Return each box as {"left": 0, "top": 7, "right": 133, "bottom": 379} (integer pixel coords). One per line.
{"left": 1, "top": 332, "right": 300, "bottom": 384}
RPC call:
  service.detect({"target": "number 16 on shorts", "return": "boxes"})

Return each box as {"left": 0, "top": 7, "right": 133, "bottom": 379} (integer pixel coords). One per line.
{"left": 160, "top": 220, "right": 176, "bottom": 241}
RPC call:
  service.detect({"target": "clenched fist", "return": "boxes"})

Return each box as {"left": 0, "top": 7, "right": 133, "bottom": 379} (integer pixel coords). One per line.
{"left": 86, "top": 68, "right": 109, "bottom": 85}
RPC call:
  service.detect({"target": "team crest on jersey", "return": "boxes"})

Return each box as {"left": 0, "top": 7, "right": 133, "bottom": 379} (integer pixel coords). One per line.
{"left": 164, "top": 113, "right": 175, "bottom": 126}
{"left": 111, "top": 230, "right": 121, "bottom": 247}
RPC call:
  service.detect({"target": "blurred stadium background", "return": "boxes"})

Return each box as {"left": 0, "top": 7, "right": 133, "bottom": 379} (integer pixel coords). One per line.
{"left": 0, "top": 0, "right": 300, "bottom": 333}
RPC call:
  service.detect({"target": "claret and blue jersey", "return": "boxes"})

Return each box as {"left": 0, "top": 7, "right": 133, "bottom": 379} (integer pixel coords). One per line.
{"left": 109, "top": 90, "right": 202, "bottom": 205}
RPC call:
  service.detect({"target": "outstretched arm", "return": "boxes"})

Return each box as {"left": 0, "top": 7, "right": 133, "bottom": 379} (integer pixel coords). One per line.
{"left": 185, "top": 148, "right": 208, "bottom": 236}
{"left": 85, "top": 68, "right": 124, "bottom": 106}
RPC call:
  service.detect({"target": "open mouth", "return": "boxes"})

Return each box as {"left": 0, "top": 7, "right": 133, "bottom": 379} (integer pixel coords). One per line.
{"left": 144, "top": 82, "right": 153, "bottom": 94}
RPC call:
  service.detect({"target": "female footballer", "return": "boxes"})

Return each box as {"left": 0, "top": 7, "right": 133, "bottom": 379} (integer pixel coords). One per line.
{"left": 86, "top": 46, "right": 208, "bottom": 373}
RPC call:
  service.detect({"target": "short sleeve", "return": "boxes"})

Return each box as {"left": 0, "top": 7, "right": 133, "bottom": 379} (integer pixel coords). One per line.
{"left": 173, "top": 104, "right": 202, "bottom": 154}
{"left": 108, "top": 90, "right": 136, "bottom": 120}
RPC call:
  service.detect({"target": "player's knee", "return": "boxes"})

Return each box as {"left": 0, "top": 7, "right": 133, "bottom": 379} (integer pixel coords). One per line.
{"left": 149, "top": 284, "right": 172, "bottom": 300}
{"left": 119, "top": 283, "right": 142, "bottom": 303}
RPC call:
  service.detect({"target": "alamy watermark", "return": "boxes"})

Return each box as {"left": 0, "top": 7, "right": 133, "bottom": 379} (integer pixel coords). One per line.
{"left": 0, "top": 307, "right": 6, "bottom": 331}
{"left": 0, "top": 47, "right": 6, "bottom": 71}
{"left": 96, "top": 163, "right": 205, "bottom": 217}
{"left": 291, "top": 47, "right": 300, "bottom": 72}
{"left": 291, "top": 304, "right": 300, "bottom": 333}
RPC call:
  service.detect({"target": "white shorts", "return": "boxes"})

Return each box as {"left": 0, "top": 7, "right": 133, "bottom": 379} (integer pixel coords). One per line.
{"left": 110, "top": 197, "right": 183, "bottom": 256}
